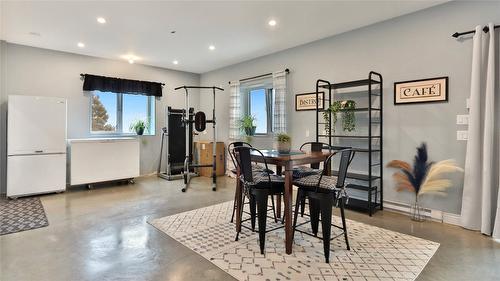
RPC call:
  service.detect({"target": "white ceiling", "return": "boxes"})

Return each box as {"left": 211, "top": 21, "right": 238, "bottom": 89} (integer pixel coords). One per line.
{"left": 1, "top": 1, "right": 446, "bottom": 74}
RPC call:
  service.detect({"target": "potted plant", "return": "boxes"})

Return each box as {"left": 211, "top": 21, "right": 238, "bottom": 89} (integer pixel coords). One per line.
{"left": 323, "top": 100, "right": 356, "bottom": 134}
{"left": 130, "top": 120, "right": 148, "bottom": 135}
{"left": 276, "top": 133, "right": 291, "bottom": 154}
{"left": 239, "top": 115, "right": 257, "bottom": 136}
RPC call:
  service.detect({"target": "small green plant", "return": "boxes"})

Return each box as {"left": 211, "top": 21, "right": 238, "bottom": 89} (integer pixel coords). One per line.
{"left": 276, "top": 133, "right": 291, "bottom": 154}
{"left": 342, "top": 100, "right": 356, "bottom": 132}
{"left": 323, "top": 100, "right": 356, "bottom": 133}
{"left": 130, "top": 119, "right": 149, "bottom": 135}
{"left": 276, "top": 133, "right": 291, "bottom": 143}
{"left": 238, "top": 115, "right": 257, "bottom": 136}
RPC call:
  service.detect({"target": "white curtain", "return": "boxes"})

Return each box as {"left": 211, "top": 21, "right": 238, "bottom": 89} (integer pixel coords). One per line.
{"left": 461, "top": 24, "right": 500, "bottom": 239}
{"left": 272, "top": 70, "right": 287, "bottom": 133}
{"left": 228, "top": 81, "right": 241, "bottom": 140}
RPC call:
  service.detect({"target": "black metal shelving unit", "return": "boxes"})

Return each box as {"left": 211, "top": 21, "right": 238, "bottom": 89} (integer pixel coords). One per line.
{"left": 315, "top": 72, "right": 383, "bottom": 216}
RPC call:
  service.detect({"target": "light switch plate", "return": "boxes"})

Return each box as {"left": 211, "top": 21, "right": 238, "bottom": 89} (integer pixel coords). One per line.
{"left": 305, "top": 130, "right": 310, "bottom": 137}
{"left": 457, "top": 130, "right": 468, "bottom": 141}
{"left": 456, "top": 115, "right": 469, "bottom": 125}
{"left": 466, "top": 98, "right": 471, "bottom": 109}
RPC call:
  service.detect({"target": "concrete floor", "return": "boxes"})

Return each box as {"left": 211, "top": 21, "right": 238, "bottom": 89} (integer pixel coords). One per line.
{"left": 1, "top": 176, "right": 499, "bottom": 281}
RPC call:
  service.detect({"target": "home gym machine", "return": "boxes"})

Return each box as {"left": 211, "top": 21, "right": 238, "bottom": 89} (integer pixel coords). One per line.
{"left": 175, "top": 85, "right": 224, "bottom": 192}
{"left": 157, "top": 107, "right": 194, "bottom": 180}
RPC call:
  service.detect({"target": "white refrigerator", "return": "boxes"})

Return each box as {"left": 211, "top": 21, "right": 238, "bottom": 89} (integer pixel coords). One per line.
{"left": 7, "top": 95, "right": 67, "bottom": 198}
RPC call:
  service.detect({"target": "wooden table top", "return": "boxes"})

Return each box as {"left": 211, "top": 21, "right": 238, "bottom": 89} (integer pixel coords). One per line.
{"left": 250, "top": 149, "right": 334, "bottom": 166}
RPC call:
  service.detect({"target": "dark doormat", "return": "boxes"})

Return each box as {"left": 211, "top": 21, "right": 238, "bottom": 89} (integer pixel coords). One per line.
{"left": 0, "top": 197, "right": 49, "bottom": 236}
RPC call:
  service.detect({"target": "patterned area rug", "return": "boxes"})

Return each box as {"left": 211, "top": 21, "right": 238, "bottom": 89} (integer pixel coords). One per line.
{"left": 149, "top": 201, "right": 439, "bottom": 281}
{"left": 0, "top": 197, "right": 49, "bottom": 236}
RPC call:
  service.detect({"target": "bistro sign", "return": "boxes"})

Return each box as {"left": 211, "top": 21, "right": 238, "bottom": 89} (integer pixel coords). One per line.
{"left": 394, "top": 77, "right": 448, "bottom": 105}
{"left": 295, "top": 92, "right": 324, "bottom": 111}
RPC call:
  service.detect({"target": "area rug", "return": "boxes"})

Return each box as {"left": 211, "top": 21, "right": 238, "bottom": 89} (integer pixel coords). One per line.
{"left": 0, "top": 197, "right": 49, "bottom": 236}
{"left": 149, "top": 201, "right": 439, "bottom": 281}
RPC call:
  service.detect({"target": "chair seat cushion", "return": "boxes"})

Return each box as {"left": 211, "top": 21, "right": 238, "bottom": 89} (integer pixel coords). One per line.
{"left": 292, "top": 166, "right": 321, "bottom": 178}
{"left": 232, "top": 164, "right": 274, "bottom": 175}
{"left": 241, "top": 173, "right": 284, "bottom": 188}
{"left": 252, "top": 164, "right": 275, "bottom": 174}
{"left": 293, "top": 174, "right": 338, "bottom": 191}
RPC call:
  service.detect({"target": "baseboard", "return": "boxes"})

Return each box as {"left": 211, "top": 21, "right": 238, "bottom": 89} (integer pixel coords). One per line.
{"left": 138, "top": 172, "right": 157, "bottom": 178}
{"left": 442, "top": 212, "right": 462, "bottom": 226}
{"left": 383, "top": 200, "right": 461, "bottom": 226}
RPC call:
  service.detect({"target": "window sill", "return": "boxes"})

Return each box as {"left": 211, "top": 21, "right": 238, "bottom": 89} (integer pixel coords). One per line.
{"left": 89, "top": 133, "right": 156, "bottom": 138}
{"left": 250, "top": 134, "right": 273, "bottom": 138}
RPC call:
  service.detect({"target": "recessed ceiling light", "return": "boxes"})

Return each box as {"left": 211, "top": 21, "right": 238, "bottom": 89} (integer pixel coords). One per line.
{"left": 173, "top": 60, "right": 179, "bottom": 65}
{"left": 77, "top": 42, "right": 85, "bottom": 48}
{"left": 268, "top": 19, "right": 277, "bottom": 26}
{"left": 209, "top": 45, "right": 215, "bottom": 51}
{"left": 97, "top": 17, "right": 106, "bottom": 24}
{"left": 121, "top": 54, "right": 140, "bottom": 64}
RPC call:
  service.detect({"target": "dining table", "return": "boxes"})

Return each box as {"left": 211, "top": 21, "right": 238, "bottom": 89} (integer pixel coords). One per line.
{"left": 234, "top": 149, "right": 332, "bottom": 255}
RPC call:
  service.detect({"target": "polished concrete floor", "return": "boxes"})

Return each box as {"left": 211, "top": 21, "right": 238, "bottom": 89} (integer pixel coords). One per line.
{"left": 1, "top": 176, "right": 499, "bottom": 281}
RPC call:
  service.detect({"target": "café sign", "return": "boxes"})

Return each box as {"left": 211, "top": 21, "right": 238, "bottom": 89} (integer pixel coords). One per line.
{"left": 394, "top": 77, "right": 448, "bottom": 105}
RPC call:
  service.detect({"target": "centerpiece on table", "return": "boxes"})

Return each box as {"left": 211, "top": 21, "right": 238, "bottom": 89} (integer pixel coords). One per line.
{"left": 387, "top": 143, "right": 463, "bottom": 221}
{"left": 276, "top": 133, "right": 291, "bottom": 154}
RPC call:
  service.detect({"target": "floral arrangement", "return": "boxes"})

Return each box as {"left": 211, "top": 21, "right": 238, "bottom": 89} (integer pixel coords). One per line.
{"left": 387, "top": 143, "right": 463, "bottom": 196}
{"left": 387, "top": 143, "right": 463, "bottom": 221}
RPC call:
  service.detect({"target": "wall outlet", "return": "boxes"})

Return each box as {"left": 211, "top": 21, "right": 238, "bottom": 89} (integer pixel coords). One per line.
{"left": 305, "top": 130, "right": 310, "bottom": 137}
{"left": 457, "top": 130, "right": 468, "bottom": 141}
{"left": 456, "top": 115, "right": 469, "bottom": 125}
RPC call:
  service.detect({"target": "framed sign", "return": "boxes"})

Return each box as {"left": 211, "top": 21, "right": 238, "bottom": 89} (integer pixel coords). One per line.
{"left": 394, "top": 77, "right": 448, "bottom": 105}
{"left": 295, "top": 92, "right": 324, "bottom": 111}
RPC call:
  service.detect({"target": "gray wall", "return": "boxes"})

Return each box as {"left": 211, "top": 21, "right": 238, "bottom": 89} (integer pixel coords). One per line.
{"left": 200, "top": 1, "right": 500, "bottom": 214}
{"left": 0, "top": 42, "right": 200, "bottom": 193}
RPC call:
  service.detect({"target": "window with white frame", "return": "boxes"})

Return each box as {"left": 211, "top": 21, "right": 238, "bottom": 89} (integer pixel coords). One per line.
{"left": 90, "top": 91, "right": 156, "bottom": 135}
{"left": 242, "top": 84, "right": 274, "bottom": 135}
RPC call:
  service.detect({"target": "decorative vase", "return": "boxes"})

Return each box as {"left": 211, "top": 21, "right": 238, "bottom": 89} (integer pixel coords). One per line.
{"left": 410, "top": 197, "right": 425, "bottom": 222}
{"left": 277, "top": 141, "right": 291, "bottom": 154}
{"left": 136, "top": 127, "right": 144, "bottom": 135}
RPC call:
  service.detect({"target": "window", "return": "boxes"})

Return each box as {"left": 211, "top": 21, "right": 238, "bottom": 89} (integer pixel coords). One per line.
{"left": 244, "top": 87, "right": 274, "bottom": 135}
{"left": 90, "top": 91, "right": 156, "bottom": 135}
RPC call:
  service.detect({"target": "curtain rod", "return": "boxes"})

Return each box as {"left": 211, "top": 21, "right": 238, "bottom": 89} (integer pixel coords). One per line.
{"left": 80, "top": 73, "right": 165, "bottom": 86}
{"left": 452, "top": 25, "right": 499, "bottom": 38}
{"left": 174, "top": 85, "right": 224, "bottom": 91}
{"left": 228, "top": 68, "right": 289, "bottom": 84}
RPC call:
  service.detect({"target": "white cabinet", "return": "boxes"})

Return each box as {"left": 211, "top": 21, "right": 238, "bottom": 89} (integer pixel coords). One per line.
{"left": 8, "top": 95, "right": 67, "bottom": 155}
{"left": 7, "top": 95, "right": 67, "bottom": 198}
{"left": 68, "top": 138, "right": 140, "bottom": 186}
{"left": 7, "top": 154, "right": 66, "bottom": 198}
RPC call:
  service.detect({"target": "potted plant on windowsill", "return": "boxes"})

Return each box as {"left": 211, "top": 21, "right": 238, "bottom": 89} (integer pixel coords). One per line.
{"left": 276, "top": 133, "right": 291, "bottom": 154}
{"left": 239, "top": 115, "right": 257, "bottom": 136}
{"left": 130, "top": 120, "right": 148, "bottom": 135}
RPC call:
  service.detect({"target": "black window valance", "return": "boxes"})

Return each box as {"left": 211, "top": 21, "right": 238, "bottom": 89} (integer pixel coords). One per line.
{"left": 81, "top": 74, "right": 163, "bottom": 97}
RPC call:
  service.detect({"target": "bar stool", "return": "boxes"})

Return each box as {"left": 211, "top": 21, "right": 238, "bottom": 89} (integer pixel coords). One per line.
{"left": 292, "top": 149, "right": 355, "bottom": 263}
{"left": 233, "top": 146, "right": 285, "bottom": 254}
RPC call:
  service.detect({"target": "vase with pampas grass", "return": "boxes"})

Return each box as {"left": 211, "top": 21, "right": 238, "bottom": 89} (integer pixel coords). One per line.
{"left": 387, "top": 143, "right": 463, "bottom": 221}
